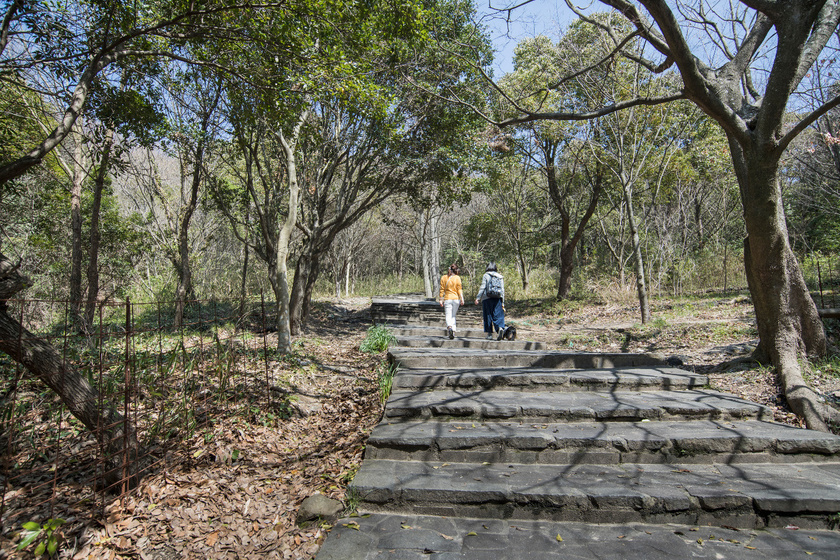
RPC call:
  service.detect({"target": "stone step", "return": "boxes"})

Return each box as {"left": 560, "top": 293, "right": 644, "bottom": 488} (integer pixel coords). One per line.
{"left": 350, "top": 459, "right": 840, "bottom": 528}
{"left": 383, "top": 389, "right": 772, "bottom": 422}
{"left": 372, "top": 300, "right": 484, "bottom": 325}
{"left": 389, "top": 349, "right": 669, "bottom": 370}
{"left": 392, "top": 366, "right": 708, "bottom": 392}
{"left": 317, "top": 513, "right": 840, "bottom": 559}
{"left": 394, "top": 336, "right": 546, "bottom": 351}
{"left": 389, "top": 326, "right": 493, "bottom": 338}
{"left": 366, "top": 419, "right": 840, "bottom": 464}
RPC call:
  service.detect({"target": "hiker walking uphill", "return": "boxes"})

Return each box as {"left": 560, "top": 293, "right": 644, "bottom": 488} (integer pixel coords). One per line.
{"left": 475, "top": 262, "right": 507, "bottom": 340}
{"left": 439, "top": 263, "right": 465, "bottom": 339}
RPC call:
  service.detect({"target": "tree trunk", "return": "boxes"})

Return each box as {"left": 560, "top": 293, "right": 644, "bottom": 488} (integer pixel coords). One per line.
{"left": 516, "top": 243, "right": 529, "bottom": 292}
{"left": 289, "top": 251, "right": 314, "bottom": 335}
{"left": 238, "top": 210, "right": 250, "bottom": 321}
{"left": 273, "top": 113, "right": 307, "bottom": 353}
{"left": 732, "top": 140, "right": 834, "bottom": 430}
{"left": 421, "top": 213, "right": 434, "bottom": 298}
{"left": 173, "top": 148, "right": 202, "bottom": 329}
{"left": 557, "top": 243, "right": 575, "bottom": 299}
{"left": 0, "top": 253, "right": 140, "bottom": 489}
{"left": 553, "top": 166, "right": 601, "bottom": 300}
{"left": 344, "top": 253, "right": 351, "bottom": 297}
{"left": 69, "top": 139, "right": 85, "bottom": 329}
{"left": 84, "top": 129, "right": 114, "bottom": 327}
{"left": 622, "top": 180, "right": 650, "bottom": 323}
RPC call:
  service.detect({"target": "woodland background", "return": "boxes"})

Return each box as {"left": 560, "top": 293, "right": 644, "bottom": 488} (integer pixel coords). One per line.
{"left": 2, "top": 0, "right": 840, "bottom": 557}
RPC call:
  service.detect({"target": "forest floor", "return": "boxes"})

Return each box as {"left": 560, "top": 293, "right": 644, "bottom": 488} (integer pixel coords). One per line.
{"left": 5, "top": 291, "right": 840, "bottom": 559}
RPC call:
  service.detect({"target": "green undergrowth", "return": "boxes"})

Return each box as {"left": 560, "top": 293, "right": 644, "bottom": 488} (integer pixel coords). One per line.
{"left": 359, "top": 325, "right": 396, "bottom": 353}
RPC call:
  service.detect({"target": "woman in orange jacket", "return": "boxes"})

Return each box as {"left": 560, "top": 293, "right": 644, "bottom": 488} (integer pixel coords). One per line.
{"left": 439, "top": 263, "right": 465, "bottom": 339}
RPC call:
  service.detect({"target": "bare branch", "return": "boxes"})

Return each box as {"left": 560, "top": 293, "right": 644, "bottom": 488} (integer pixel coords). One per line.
{"left": 0, "top": 0, "right": 22, "bottom": 58}
{"left": 779, "top": 94, "right": 840, "bottom": 153}
{"left": 497, "top": 92, "right": 687, "bottom": 127}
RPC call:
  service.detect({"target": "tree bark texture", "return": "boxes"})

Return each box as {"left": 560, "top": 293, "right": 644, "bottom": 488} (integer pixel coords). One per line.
{"left": 732, "top": 140, "right": 836, "bottom": 430}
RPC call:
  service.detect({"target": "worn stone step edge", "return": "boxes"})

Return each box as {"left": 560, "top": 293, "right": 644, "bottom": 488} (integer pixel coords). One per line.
{"left": 391, "top": 366, "right": 708, "bottom": 392}
{"left": 350, "top": 459, "right": 840, "bottom": 529}
{"left": 388, "top": 349, "right": 669, "bottom": 370}
{"left": 316, "top": 513, "right": 840, "bottom": 560}
{"left": 384, "top": 389, "right": 772, "bottom": 423}
{"left": 365, "top": 419, "right": 840, "bottom": 464}
{"left": 389, "top": 326, "right": 499, "bottom": 338}
{"left": 393, "top": 336, "right": 546, "bottom": 351}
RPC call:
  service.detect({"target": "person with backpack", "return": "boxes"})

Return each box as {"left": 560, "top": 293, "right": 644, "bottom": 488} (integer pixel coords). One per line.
{"left": 474, "top": 262, "right": 507, "bottom": 340}
{"left": 439, "top": 263, "right": 465, "bottom": 339}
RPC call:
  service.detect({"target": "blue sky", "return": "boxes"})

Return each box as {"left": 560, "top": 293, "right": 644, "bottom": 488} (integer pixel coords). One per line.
{"left": 474, "top": 0, "right": 573, "bottom": 75}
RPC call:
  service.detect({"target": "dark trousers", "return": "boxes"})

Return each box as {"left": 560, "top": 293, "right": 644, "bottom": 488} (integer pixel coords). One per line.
{"left": 482, "top": 298, "right": 505, "bottom": 333}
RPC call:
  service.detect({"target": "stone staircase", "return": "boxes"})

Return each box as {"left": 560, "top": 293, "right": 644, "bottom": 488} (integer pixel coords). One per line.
{"left": 316, "top": 300, "right": 840, "bottom": 559}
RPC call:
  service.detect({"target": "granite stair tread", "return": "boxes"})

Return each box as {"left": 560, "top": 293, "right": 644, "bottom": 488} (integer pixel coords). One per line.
{"left": 351, "top": 458, "right": 840, "bottom": 527}
{"left": 317, "top": 513, "right": 840, "bottom": 560}
{"left": 392, "top": 366, "right": 708, "bottom": 392}
{"left": 384, "top": 388, "right": 772, "bottom": 422}
{"left": 366, "top": 419, "right": 840, "bottom": 463}
{"left": 389, "top": 349, "right": 669, "bottom": 369}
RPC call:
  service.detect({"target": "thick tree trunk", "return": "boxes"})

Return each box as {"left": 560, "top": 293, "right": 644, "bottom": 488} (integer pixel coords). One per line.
{"left": 557, "top": 244, "right": 575, "bottom": 299}
{"left": 0, "top": 253, "right": 140, "bottom": 489}
{"left": 732, "top": 138, "right": 835, "bottom": 430}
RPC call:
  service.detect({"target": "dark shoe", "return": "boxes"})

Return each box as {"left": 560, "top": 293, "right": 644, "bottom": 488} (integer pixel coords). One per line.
{"left": 448, "top": 326, "right": 454, "bottom": 340}
{"left": 497, "top": 327, "right": 506, "bottom": 341}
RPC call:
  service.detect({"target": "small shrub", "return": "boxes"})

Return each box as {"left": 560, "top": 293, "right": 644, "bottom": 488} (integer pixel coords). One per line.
{"left": 360, "top": 325, "right": 396, "bottom": 353}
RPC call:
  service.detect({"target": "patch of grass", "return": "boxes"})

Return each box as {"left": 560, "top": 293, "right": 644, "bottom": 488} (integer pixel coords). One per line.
{"left": 804, "top": 355, "right": 840, "bottom": 381}
{"left": 359, "top": 325, "right": 396, "bottom": 353}
{"left": 343, "top": 487, "right": 362, "bottom": 517}
{"left": 377, "top": 362, "right": 398, "bottom": 404}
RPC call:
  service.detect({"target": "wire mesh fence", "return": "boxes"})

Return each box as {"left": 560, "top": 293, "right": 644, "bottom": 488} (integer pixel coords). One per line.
{"left": 0, "top": 295, "right": 285, "bottom": 537}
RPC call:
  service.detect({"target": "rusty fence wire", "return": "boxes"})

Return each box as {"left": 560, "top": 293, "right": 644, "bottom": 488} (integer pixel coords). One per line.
{"left": 0, "top": 295, "right": 283, "bottom": 536}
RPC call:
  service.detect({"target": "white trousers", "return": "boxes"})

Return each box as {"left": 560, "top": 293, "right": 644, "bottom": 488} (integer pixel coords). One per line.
{"left": 444, "top": 299, "right": 461, "bottom": 330}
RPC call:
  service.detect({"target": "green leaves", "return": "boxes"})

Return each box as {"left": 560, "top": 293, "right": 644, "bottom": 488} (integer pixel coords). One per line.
{"left": 17, "top": 518, "right": 65, "bottom": 555}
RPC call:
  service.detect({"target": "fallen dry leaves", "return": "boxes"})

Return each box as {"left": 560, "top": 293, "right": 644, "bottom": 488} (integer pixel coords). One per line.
{"left": 1, "top": 301, "right": 383, "bottom": 560}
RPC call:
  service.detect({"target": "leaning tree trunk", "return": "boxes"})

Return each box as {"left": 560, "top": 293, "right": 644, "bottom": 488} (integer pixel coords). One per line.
{"left": 734, "top": 141, "right": 836, "bottom": 431}
{"left": 0, "top": 253, "right": 140, "bottom": 489}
